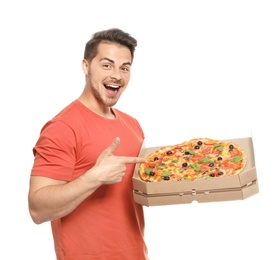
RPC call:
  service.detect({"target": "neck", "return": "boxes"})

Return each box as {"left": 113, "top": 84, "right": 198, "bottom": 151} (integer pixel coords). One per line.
{"left": 77, "top": 96, "right": 115, "bottom": 119}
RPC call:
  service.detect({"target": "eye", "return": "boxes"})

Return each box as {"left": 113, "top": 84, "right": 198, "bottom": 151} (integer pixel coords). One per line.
{"left": 121, "top": 66, "right": 130, "bottom": 73}
{"left": 102, "top": 63, "right": 112, "bottom": 69}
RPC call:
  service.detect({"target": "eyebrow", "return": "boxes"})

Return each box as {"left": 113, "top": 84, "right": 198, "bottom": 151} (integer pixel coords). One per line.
{"left": 100, "top": 57, "right": 132, "bottom": 66}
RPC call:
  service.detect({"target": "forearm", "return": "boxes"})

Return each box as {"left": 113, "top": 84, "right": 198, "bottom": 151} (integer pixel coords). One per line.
{"left": 28, "top": 174, "right": 102, "bottom": 224}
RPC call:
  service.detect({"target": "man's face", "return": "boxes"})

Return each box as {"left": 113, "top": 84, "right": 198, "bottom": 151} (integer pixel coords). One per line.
{"left": 83, "top": 42, "right": 132, "bottom": 108}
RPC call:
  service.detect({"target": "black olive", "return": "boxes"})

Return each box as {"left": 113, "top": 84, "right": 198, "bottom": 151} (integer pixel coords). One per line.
{"left": 167, "top": 151, "right": 172, "bottom": 155}
{"left": 154, "top": 157, "right": 159, "bottom": 161}
{"left": 149, "top": 172, "right": 155, "bottom": 176}
{"left": 218, "top": 171, "right": 224, "bottom": 176}
{"left": 217, "top": 157, "right": 223, "bottom": 161}
{"left": 208, "top": 163, "right": 214, "bottom": 167}
{"left": 194, "top": 145, "right": 200, "bottom": 149}
{"left": 229, "top": 144, "right": 234, "bottom": 150}
{"left": 163, "top": 176, "right": 170, "bottom": 181}
{"left": 185, "top": 151, "right": 190, "bottom": 155}
{"left": 209, "top": 173, "right": 215, "bottom": 177}
{"left": 182, "top": 162, "right": 188, "bottom": 167}
{"left": 197, "top": 141, "right": 203, "bottom": 145}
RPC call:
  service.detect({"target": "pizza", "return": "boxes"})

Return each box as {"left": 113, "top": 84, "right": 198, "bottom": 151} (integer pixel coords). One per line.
{"left": 138, "top": 138, "right": 247, "bottom": 182}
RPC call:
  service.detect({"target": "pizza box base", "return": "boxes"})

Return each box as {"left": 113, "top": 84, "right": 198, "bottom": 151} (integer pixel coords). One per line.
{"left": 133, "top": 180, "right": 259, "bottom": 206}
{"left": 132, "top": 137, "right": 259, "bottom": 206}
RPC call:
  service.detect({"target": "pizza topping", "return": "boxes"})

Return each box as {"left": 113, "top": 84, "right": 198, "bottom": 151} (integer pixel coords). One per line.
{"left": 190, "top": 164, "right": 201, "bottom": 172}
{"left": 199, "top": 158, "right": 213, "bottom": 163}
{"left": 145, "top": 168, "right": 153, "bottom": 174}
{"left": 185, "top": 149, "right": 195, "bottom": 155}
{"left": 232, "top": 156, "right": 243, "bottom": 162}
{"left": 182, "top": 162, "right": 188, "bottom": 167}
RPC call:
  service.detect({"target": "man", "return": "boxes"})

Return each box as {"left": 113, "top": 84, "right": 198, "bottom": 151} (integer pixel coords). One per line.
{"left": 28, "top": 28, "right": 149, "bottom": 260}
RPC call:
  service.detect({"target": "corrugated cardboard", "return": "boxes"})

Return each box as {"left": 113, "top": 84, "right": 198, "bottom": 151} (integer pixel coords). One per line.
{"left": 133, "top": 137, "right": 259, "bottom": 206}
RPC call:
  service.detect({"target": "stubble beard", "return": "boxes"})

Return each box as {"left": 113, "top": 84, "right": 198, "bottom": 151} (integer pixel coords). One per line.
{"left": 92, "top": 85, "right": 119, "bottom": 108}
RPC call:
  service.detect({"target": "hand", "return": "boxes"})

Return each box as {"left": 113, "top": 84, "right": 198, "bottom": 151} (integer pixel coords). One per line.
{"left": 89, "top": 137, "right": 146, "bottom": 184}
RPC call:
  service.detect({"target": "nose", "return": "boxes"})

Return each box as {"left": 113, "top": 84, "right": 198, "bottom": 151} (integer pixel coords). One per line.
{"left": 110, "top": 67, "right": 122, "bottom": 80}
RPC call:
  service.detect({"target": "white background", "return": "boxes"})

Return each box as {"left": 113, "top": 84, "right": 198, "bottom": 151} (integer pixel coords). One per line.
{"left": 1, "top": 0, "right": 275, "bottom": 259}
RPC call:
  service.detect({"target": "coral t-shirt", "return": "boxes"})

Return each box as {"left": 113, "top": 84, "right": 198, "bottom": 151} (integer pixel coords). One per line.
{"left": 31, "top": 100, "right": 148, "bottom": 260}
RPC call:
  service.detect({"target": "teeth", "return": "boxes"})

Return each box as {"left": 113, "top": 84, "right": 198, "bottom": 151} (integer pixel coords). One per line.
{"left": 106, "top": 85, "right": 119, "bottom": 89}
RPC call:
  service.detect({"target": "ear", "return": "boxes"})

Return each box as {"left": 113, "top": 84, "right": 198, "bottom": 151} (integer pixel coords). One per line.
{"left": 81, "top": 59, "right": 89, "bottom": 75}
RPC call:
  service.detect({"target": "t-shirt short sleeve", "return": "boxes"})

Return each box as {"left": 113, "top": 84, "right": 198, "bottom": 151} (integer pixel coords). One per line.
{"left": 31, "top": 120, "right": 76, "bottom": 181}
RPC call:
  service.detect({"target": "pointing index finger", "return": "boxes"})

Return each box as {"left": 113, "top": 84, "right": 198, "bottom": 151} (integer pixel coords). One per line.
{"left": 119, "top": 156, "right": 146, "bottom": 164}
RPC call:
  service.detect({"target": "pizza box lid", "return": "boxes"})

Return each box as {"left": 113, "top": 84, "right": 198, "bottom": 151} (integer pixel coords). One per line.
{"left": 132, "top": 137, "right": 259, "bottom": 206}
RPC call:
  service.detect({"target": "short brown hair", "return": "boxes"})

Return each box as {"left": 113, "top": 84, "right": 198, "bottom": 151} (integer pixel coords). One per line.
{"left": 84, "top": 28, "right": 137, "bottom": 63}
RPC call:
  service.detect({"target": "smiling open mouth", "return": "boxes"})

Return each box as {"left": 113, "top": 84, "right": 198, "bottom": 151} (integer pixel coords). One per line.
{"left": 104, "top": 84, "right": 120, "bottom": 92}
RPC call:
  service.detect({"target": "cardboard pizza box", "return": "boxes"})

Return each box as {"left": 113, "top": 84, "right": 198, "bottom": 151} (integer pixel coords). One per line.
{"left": 132, "top": 137, "right": 259, "bottom": 206}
